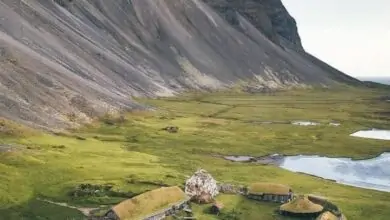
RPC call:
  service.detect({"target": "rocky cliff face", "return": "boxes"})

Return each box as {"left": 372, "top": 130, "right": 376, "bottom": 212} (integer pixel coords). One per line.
{"left": 0, "top": 0, "right": 360, "bottom": 128}
{"left": 203, "top": 0, "right": 302, "bottom": 50}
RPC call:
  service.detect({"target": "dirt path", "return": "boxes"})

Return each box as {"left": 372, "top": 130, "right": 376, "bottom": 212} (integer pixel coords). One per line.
{"left": 37, "top": 198, "right": 100, "bottom": 216}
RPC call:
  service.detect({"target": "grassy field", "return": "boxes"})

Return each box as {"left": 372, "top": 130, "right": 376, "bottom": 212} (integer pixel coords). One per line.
{"left": 0, "top": 87, "right": 389, "bottom": 220}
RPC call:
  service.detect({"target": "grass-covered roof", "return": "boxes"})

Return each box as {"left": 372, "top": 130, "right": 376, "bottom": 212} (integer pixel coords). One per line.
{"left": 111, "top": 186, "right": 188, "bottom": 220}
{"left": 280, "top": 195, "right": 323, "bottom": 214}
{"left": 318, "top": 212, "right": 347, "bottom": 220}
{"left": 316, "top": 211, "right": 338, "bottom": 220}
{"left": 248, "top": 183, "right": 291, "bottom": 195}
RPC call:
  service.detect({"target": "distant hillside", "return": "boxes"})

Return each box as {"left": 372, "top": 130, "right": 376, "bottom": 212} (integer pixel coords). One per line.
{"left": 358, "top": 77, "right": 390, "bottom": 85}
{"left": 0, "top": 0, "right": 361, "bottom": 128}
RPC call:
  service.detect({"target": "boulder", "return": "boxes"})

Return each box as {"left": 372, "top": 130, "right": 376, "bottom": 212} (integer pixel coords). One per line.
{"left": 210, "top": 201, "right": 224, "bottom": 215}
{"left": 162, "top": 126, "right": 179, "bottom": 133}
{"left": 185, "top": 169, "right": 219, "bottom": 204}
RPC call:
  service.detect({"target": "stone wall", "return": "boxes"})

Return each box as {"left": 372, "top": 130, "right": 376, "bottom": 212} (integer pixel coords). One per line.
{"left": 144, "top": 200, "right": 190, "bottom": 220}
{"left": 307, "top": 196, "right": 341, "bottom": 216}
{"left": 247, "top": 194, "right": 289, "bottom": 203}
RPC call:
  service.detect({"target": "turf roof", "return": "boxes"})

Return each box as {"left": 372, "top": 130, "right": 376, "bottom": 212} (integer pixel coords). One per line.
{"left": 248, "top": 182, "right": 291, "bottom": 195}
{"left": 280, "top": 195, "right": 323, "bottom": 214}
{"left": 111, "top": 186, "right": 188, "bottom": 220}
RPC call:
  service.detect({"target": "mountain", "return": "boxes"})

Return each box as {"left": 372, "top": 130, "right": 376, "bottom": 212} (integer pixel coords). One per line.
{"left": 358, "top": 77, "right": 390, "bottom": 85}
{"left": 0, "top": 0, "right": 361, "bottom": 129}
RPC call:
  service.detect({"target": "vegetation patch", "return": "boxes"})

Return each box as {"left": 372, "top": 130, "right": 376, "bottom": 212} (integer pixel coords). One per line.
{"left": 0, "top": 88, "right": 389, "bottom": 219}
{"left": 69, "top": 183, "right": 133, "bottom": 198}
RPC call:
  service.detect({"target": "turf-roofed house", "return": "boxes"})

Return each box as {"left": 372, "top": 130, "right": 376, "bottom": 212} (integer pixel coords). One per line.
{"left": 279, "top": 195, "right": 324, "bottom": 218}
{"left": 246, "top": 183, "right": 293, "bottom": 203}
{"left": 104, "top": 186, "right": 190, "bottom": 220}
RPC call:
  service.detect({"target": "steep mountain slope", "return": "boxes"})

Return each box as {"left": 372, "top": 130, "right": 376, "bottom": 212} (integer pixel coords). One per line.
{"left": 0, "top": 0, "right": 360, "bottom": 128}
{"left": 203, "top": 0, "right": 303, "bottom": 50}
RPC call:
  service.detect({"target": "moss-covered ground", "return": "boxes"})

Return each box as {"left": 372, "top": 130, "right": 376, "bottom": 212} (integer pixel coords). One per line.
{"left": 0, "top": 87, "right": 389, "bottom": 220}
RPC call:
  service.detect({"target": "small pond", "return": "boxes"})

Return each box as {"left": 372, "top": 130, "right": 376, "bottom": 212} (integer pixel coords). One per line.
{"left": 350, "top": 129, "right": 390, "bottom": 140}
{"left": 292, "top": 121, "right": 320, "bottom": 126}
{"left": 280, "top": 153, "right": 390, "bottom": 192}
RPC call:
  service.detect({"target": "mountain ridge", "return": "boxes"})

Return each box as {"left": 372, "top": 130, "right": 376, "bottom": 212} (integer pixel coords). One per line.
{"left": 0, "top": 0, "right": 361, "bottom": 129}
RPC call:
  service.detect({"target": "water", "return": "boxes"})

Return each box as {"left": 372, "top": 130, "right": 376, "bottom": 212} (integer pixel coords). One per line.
{"left": 292, "top": 121, "right": 320, "bottom": 126}
{"left": 350, "top": 129, "right": 390, "bottom": 140}
{"left": 280, "top": 153, "right": 390, "bottom": 192}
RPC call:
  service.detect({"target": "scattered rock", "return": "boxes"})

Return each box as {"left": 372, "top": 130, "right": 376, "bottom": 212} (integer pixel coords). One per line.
{"left": 69, "top": 183, "right": 133, "bottom": 198}
{"left": 26, "top": 145, "right": 41, "bottom": 150}
{"left": 242, "top": 85, "right": 275, "bottom": 94}
{"left": 125, "top": 178, "right": 169, "bottom": 187}
{"left": 185, "top": 169, "right": 219, "bottom": 204}
{"left": 162, "top": 126, "right": 179, "bottom": 133}
{"left": 51, "top": 145, "right": 66, "bottom": 149}
{"left": 292, "top": 121, "right": 320, "bottom": 126}
{"left": 223, "top": 154, "right": 285, "bottom": 166}
{"left": 224, "top": 156, "right": 254, "bottom": 162}
{"left": 218, "top": 183, "right": 237, "bottom": 194}
{"left": 75, "top": 136, "right": 87, "bottom": 140}
{"left": 256, "top": 154, "right": 285, "bottom": 165}
{"left": 102, "top": 114, "right": 126, "bottom": 126}
{"left": 379, "top": 96, "right": 390, "bottom": 101}
{"left": 165, "top": 174, "right": 176, "bottom": 179}
{"left": 0, "top": 144, "right": 14, "bottom": 152}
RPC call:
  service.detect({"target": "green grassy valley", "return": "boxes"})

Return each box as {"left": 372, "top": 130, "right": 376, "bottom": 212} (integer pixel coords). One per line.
{"left": 1, "top": 87, "right": 390, "bottom": 220}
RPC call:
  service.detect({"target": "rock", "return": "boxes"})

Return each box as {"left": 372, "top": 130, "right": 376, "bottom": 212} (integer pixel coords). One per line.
{"left": 210, "top": 201, "right": 224, "bottom": 215}
{"left": 0, "top": 144, "right": 14, "bottom": 152}
{"left": 203, "top": 0, "right": 303, "bottom": 50}
{"left": 75, "top": 136, "right": 87, "bottom": 140}
{"left": 162, "top": 126, "right": 179, "bottom": 133}
{"left": 193, "top": 192, "right": 213, "bottom": 204}
{"left": 218, "top": 183, "right": 236, "bottom": 194}
{"left": 185, "top": 169, "right": 219, "bottom": 204}
{"left": 238, "top": 185, "right": 249, "bottom": 195}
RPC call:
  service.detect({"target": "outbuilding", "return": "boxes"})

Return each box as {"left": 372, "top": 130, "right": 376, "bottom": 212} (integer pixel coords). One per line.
{"left": 105, "top": 186, "right": 189, "bottom": 220}
{"left": 246, "top": 183, "right": 293, "bottom": 203}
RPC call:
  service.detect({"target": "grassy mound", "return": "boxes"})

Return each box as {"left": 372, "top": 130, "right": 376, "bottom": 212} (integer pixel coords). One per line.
{"left": 111, "top": 186, "right": 188, "bottom": 219}
{"left": 248, "top": 183, "right": 291, "bottom": 195}
{"left": 280, "top": 195, "right": 323, "bottom": 214}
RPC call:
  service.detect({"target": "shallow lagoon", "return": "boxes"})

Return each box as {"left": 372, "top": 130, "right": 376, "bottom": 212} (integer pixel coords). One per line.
{"left": 224, "top": 152, "right": 390, "bottom": 192}
{"left": 280, "top": 153, "right": 390, "bottom": 192}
